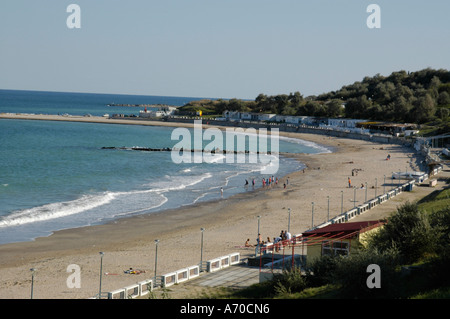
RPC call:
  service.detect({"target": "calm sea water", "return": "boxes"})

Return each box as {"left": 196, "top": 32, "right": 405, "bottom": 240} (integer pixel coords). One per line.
{"left": 0, "top": 90, "right": 331, "bottom": 244}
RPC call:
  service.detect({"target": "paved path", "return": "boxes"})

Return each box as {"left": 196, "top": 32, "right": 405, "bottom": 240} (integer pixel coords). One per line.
{"left": 159, "top": 263, "right": 261, "bottom": 299}
{"left": 193, "top": 264, "right": 261, "bottom": 289}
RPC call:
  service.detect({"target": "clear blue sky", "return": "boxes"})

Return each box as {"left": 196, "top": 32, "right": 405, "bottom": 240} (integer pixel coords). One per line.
{"left": 1, "top": 0, "right": 449, "bottom": 99}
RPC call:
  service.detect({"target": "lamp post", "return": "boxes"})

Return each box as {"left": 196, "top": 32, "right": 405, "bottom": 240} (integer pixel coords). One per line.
{"left": 287, "top": 208, "right": 291, "bottom": 233}
{"left": 311, "top": 202, "right": 314, "bottom": 228}
{"left": 353, "top": 187, "right": 356, "bottom": 207}
{"left": 375, "top": 178, "right": 378, "bottom": 197}
{"left": 327, "top": 196, "right": 330, "bottom": 221}
{"left": 257, "top": 215, "right": 261, "bottom": 239}
{"left": 384, "top": 175, "right": 386, "bottom": 194}
{"left": 256, "top": 216, "right": 261, "bottom": 257}
{"left": 154, "top": 240, "right": 159, "bottom": 278}
{"left": 200, "top": 228, "right": 205, "bottom": 272}
{"left": 365, "top": 182, "right": 368, "bottom": 202}
{"left": 98, "top": 252, "right": 104, "bottom": 299}
{"left": 30, "top": 268, "right": 36, "bottom": 299}
{"left": 340, "top": 191, "right": 343, "bottom": 215}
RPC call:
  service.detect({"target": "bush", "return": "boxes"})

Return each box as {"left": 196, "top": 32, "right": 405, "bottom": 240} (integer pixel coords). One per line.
{"left": 369, "top": 202, "right": 437, "bottom": 263}
{"left": 429, "top": 205, "right": 450, "bottom": 252}
{"left": 272, "top": 267, "right": 307, "bottom": 296}
{"left": 305, "top": 255, "right": 340, "bottom": 287}
{"left": 330, "top": 248, "right": 401, "bottom": 299}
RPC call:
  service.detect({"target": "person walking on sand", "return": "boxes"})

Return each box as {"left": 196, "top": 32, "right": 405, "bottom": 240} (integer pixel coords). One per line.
{"left": 348, "top": 177, "right": 352, "bottom": 188}
{"left": 220, "top": 187, "right": 223, "bottom": 197}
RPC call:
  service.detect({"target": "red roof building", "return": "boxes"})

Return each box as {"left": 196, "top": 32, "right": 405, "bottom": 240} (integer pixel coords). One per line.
{"left": 301, "top": 220, "right": 385, "bottom": 265}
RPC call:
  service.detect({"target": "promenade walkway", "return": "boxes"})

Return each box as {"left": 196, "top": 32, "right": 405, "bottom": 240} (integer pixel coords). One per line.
{"left": 156, "top": 262, "right": 261, "bottom": 299}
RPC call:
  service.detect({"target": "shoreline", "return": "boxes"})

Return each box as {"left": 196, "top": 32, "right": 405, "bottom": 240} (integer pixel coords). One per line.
{"left": 0, "top": 113, "right": 426, "bottom": 299}
{"left": 0, "top": 113, "right": 318, "bottom": 246}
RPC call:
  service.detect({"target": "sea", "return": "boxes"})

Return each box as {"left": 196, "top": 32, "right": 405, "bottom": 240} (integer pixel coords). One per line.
{"left": 0, "top": 89, "right": 331, "bottom": 245}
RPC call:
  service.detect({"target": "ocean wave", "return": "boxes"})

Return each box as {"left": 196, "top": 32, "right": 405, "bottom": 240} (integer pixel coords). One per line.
{"left": 278, "top": 135, "right": 332, "bottom": 154}
{"left": 0, "top": 173, "right": 214, "bottom": 228}
{"left": 0, "top": 192, "right": 116, "bottom": 227}
{"left": 113, "top": 194, "right": 169, "bottom": 218}
{"left": 142, "top": 172, "right": 213, "bottom": 193}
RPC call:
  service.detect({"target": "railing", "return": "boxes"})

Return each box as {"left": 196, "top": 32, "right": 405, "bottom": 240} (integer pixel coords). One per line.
{"left": 94, "top": 253, "right": 240, "bottom": 299}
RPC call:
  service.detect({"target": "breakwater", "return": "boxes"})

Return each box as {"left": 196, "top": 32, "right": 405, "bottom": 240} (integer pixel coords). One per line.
{"left": 101, "top": 146, "right": 276, "bottom": 154}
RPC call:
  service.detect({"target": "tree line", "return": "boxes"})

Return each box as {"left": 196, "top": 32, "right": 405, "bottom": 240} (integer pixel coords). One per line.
{"left": 179, "top": 68, "right": 450, "bottom": 125}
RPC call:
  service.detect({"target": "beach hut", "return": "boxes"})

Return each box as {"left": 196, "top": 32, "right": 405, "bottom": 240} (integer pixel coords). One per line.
{"left": 301, "top": 220, "right": 385, "bottom": 267}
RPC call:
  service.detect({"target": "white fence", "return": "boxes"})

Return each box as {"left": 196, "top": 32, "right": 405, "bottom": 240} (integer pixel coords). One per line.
{"left": 206, "top": 252, "right": 240, "bottom": 273}
{"left": 322, "top": 179, "right": 419, "bottom": 228}
{"left": 100, "top": 253, "right": 240, "bottom": 299}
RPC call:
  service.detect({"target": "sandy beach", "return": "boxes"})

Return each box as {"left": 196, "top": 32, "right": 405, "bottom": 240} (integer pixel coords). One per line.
{"left": 0, "top": 114, "right": 427, "bottom": 299}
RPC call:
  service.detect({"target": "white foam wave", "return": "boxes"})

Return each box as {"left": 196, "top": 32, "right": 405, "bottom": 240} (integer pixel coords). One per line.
{"left": 142, "top": 172, "right": 213, "bottom": 193}
{"left": 0, "top": 192, "right": 116, "bottom": 228}
{"left": 203, "top": 154, "right": 226, "bottom": 164}
{"left": 0, "top": 172, "right": 214, "bottom": 228}
{"left": 113, "top": 194, "right": 169, "bottom": 217}
{"left": 278, "top": 135, "right": 332, "bottom": 154}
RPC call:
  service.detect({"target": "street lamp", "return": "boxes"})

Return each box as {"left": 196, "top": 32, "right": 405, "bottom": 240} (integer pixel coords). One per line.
{"left": 353, "top": 187, "right": 356, "bottom": 207}
{"left": 375, "top": 178, "right": 378, "bottom": 197}
{"left": 288, "top": 208, "right": 291, "bottom": 233}
{"left": 200, "top": 228, "right": 205, "bottom": 272}
{"left": 98, "top": 252, "right": 104, "bottom": 299}
{"left": 311, "top": 202, "right": 314, "bottom": 228}
{"left": 154, "top": 240, "right": 159, "bottom": 278}
{"left": 30, "top": 268, "right": 36, "bottom": 299}
{"left": 327, "top": 196, "right": 330, "bottom": 221}
{"left": 257, "top": 215, "right": 261, "bottom": 239}
{"left": 365, "top": 182, "right": 368, "bottom": 202}
{"left": 341, "top": 191, "right": 343, "bottom": 215}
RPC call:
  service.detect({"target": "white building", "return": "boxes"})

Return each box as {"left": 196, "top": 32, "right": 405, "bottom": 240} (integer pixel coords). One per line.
{"left": 327, "top": 118, "right": 366, "bottom": 128}
{"left": 139, "top": 105, "right": 177, "bottom": 118}
{"left": 258, "top": 113, "right": 277, "bottom": 122}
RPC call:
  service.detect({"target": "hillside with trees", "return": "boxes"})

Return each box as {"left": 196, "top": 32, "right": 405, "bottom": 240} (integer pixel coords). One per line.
{"left": 177, "top": 68, "right": 450, "bottom": 133}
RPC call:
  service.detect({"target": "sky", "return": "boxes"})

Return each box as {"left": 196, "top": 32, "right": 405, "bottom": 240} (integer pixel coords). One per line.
{"left": 1, "top": 0, "right": 449, "bottom": 100}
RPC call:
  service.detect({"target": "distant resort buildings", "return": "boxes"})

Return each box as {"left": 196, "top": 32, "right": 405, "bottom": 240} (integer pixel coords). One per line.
{"left": 110, "top": 105, "right": 419, "bottom": 138}
{"left": 139, "top": 105, "right": 178, "bottom": 118}
{"left": 220, "top": 110, "right": 419, "bottom": 137}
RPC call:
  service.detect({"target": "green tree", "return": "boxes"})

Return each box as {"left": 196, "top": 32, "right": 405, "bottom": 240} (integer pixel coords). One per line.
{"left": 326, "top": 99, "right": 344, "bottom": 117}
{"left": 393, "top": 96, "right": 412, "bottom": 122}
{"left": 369, "top": 202, "right": 437, "bottom": 264}
{"left": 437, "top": 91, "right": 450, "bottom": 105}
{"left": 436, "top": 107, "right": 450, "bottom": 120}
{"left": 411, "top": 93, "right": 436, "bottom": 123}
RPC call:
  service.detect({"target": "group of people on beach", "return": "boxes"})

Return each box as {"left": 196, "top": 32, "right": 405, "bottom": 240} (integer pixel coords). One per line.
{"left": 224, "top": 175, "right": 290, "bottom": 198}
{"left": 245, "top": 229, "right": 292, "bottom": 250}
{"left": 242, "top": 175, "right": 290, "bottom": 191}
{"left": 261, "top": 176, "right": 279, "bottom": 188}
